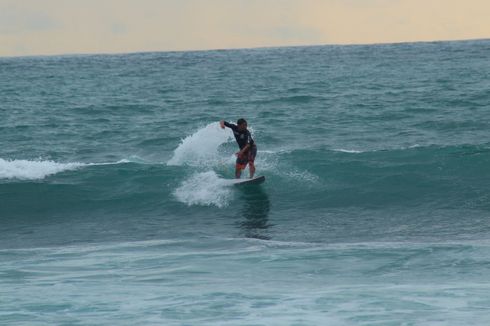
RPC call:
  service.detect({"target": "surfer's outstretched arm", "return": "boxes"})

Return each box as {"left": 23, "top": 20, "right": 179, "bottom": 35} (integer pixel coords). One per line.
{"left": 220, "top": 120, "right": 236, "bottom": 129}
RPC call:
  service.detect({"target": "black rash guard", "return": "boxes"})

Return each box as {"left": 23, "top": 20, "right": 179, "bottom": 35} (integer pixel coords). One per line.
{"left": 223, "top": 121, "right": 255, "bottom": 150}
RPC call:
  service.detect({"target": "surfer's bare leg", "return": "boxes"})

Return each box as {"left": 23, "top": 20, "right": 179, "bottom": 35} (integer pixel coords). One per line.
{"left": 249, "top": 162, "right": 255, "bottom": 179}
{"left": 236, "top": 158, "right": 247, "bottom": 179}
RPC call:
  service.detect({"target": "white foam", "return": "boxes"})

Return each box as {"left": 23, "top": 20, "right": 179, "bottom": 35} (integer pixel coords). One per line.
{"left": 167, "top": 122, "right": 232, "bottom": 166}
{"left": 94, "top": 159, "right": 132, "bottom": 166}
{"left": 0, "top": 158, "right": 85, "bottom": 180}
{"left": 174, "top": 171, "right": 235, "bottom": 208}
{"left": 334, "top": 144, "right": 425, "bottom": 154}
{"left": 0, "top": 157, "right": 143, "bottom": 180}
{"left": 333, "top": 148, "right": 364, "bottom": 154}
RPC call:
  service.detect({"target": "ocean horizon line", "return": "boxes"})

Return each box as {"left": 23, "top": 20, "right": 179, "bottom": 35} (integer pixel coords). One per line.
{"left": 2, "top": 37, "right": 489, "bottom": 60}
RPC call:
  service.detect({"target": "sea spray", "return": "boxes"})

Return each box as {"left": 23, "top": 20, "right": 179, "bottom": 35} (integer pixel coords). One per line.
{"left": 173, "top": 171, "right": 235, "bottom": 207}
{"left": 167, "top": 122, "right": 232, "bottom": 167}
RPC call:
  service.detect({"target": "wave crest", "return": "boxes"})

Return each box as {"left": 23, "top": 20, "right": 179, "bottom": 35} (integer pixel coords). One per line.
{"left": 0, "top": 158, "right": 85, "bottom": 180}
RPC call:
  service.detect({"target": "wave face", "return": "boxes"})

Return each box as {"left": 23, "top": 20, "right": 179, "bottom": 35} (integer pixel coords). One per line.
{"left": 2, "top": 40, "right": 490, "bottom": 325}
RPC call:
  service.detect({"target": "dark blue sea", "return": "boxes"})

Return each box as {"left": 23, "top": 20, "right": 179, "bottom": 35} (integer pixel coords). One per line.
{"left": 1, "top": 39, "right": 490, "bottom": 325}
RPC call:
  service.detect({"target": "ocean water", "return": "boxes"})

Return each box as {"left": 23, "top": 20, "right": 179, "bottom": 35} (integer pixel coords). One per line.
{"left": 1, "top": 39, "right": 490, "bottom": 325}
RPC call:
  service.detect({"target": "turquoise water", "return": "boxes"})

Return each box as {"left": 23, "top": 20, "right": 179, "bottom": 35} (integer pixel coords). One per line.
{"left": 1, "top": 39, "right": 490, "bottom": 325}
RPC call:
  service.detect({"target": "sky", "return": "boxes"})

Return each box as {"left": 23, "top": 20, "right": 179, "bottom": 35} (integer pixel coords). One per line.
{"left": 1, "top": 0, "right": 490, "bottom": 57}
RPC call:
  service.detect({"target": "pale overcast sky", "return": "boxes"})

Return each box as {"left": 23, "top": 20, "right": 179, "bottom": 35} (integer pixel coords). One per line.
{"left": 1, "top": 0, "right": 490, "bottom": 57}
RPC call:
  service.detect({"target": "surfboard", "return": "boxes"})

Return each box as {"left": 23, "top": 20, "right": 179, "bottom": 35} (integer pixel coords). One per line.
{"left": 233, "top": 175, "right": 265, "bottom": 186}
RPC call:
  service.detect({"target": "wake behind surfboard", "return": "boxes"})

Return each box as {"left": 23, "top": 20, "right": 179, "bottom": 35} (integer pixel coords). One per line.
{"left": 232, "top": 175, "right": 265, "bottom": 186}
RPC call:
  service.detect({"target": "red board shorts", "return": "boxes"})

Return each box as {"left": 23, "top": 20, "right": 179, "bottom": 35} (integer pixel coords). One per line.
{"left": 236, "top": 145, "right": 257, "bottom": 170}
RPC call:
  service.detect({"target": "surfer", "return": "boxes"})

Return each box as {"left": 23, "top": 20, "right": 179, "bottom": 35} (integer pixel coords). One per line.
{"left": 220, "top": 118, "right": 256, "bottom": 179}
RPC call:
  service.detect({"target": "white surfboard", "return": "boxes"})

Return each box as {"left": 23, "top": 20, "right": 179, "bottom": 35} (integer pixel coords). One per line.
{"left": 233, "top": 175, "right": 265, "bottom": 186}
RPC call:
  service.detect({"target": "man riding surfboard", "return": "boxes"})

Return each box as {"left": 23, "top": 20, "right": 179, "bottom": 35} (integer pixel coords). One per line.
{"left": 220, "top": 118, "right": 257, "bottom": 179}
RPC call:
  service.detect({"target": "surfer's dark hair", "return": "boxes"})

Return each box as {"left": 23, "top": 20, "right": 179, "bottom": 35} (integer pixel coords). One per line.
{"left": 237, "top": 118, "right": 247, "bottom": 125}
